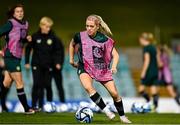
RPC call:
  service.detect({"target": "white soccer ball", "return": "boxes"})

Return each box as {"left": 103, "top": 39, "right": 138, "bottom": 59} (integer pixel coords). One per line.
{"left": 142, "top": 103, "right": 152, "bottom": 113}
{"left": 75, "top": 107, "right": 93, "bottom": 123}
{"left": 43, "top": 102, "right": 56, "bottom": 113}
{"left": 131, "top": 102, "right": 144, "bottom": 113}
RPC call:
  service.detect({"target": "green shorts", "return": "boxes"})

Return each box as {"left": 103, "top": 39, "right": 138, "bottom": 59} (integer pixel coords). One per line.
{"left": 141, "top": 76, "right": 159, "bottom": 86}
{"left": 4, "top": 57, "right": 21, "bottom": 72}
{"left": 4, "top": 49, "right": 21, "bottom": 72}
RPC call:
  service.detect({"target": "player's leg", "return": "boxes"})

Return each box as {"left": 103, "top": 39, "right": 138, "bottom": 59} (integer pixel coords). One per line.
{"left": 10, "top": 72, "right": 34, "bottom": 114}
{"left": 166, "top": 85, "right": 180, "bottom": 105}
{"left": 0, "top": 71, "right": 12, "bottom": 112}
{"left": 37, "top": 67, "right": 45, "bottom": 109}
{"left": 150, "top": 85, "right": 159, "bottom": 109}
{"left": 44, "top": 68, "right": 53, "bottom": 102}
{"left": 31, "top": 66, "right": 42, "bottom": 110}
{"left": 139, "top": 84, "right": 150, "bottom": 102}
{"left": 102, "top": 80, "right": 131, "bottom": 123}
{"left": 79, "top": 73, "right": 108, "bottom": 113}
{"left": 53, "top": 69, "right": 65, "bottom": 102}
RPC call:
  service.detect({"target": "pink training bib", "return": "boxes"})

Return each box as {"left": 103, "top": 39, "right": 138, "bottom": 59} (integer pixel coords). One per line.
{"left": 5, "top": 19, "right": 28, "bottom": 58}
{"left": 80, "top": 31, "right": 114, "bottom": 82}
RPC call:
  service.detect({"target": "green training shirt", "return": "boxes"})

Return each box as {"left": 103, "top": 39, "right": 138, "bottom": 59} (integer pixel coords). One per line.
{"left": 143, "top": 44, "right": 158, "bottom": 78}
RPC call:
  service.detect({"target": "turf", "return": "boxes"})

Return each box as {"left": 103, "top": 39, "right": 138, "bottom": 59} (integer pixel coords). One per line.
{"left": 0, "top": 113, "right": 180, "bottom": 124}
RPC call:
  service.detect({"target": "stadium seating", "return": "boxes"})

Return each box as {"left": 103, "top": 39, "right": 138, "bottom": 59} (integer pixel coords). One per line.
{"left": 7, "top": 51, "right": 180, "bottom": 101}
{"left": 171, "top": 54, "right": 180, "bottom": 93}
{"left": 6, "top": 52, "right": 136, "bottom": 101}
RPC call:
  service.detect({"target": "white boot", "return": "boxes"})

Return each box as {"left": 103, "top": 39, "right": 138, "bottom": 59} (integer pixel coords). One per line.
{"left": 120, "top": 116, "right": 132, "bottom": 124}
{"left": 103, "top": 106, "right": 115, "bottom": 120}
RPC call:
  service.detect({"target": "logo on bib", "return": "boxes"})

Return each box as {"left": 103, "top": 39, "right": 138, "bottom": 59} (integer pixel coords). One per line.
{"left": 37, "top": 39, "right": 41, "bottom": 44}
{"left": 47, "top": 39, "right": 52, "bottom": 45}
{"left": 93, "top": 46, "right": 103, "bottom": 58}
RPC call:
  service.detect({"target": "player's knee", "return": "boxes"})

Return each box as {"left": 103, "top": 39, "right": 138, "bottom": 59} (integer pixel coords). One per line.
{"left": 84, "top": 86, "right": 95, "bottom": 95}
{"left": 111, "top": 91, "right": 120, "bottom": 101}
{"left": 3, "top": 80, "right": 12, "bottom": 88}
{"left": 3, "top": 83, "right": 11, "bottom": 88}
{"left": 15, "top": 80, "right": 24, "bottom": 89}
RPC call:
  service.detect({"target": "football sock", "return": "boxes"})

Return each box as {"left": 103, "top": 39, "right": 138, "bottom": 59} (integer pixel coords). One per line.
{"left": 139, "top": 91, "right": 150, "bottom": 102}
{"left": 114, "top": 100, "right": 125, "bottom": 116}
{"left": 17, "top": 88, "right": 30, "bottom": 112}
{"left": 175, "top": 95, "right": 180, "bottom": 105}
{"left": 152, "top": 94, "right": 159, "bottom": 108}
{"left": 90, "top": 92, "right": 106, "bottom": 110}
{"left": 0, "top": 83, "right": 9, "bottom": 111}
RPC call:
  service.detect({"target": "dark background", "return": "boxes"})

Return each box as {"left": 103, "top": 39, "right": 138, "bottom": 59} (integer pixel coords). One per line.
{"left": 1, "top": 0, "right": 180, "bottom": 47}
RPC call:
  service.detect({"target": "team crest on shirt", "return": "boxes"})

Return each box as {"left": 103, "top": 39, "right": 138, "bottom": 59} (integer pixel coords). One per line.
{"left": 16, "top": 66, "right": 20, "bottom": 71}
{"left": 33, "top": 66, "right": 37, "bottom": 70}
{"left": 37, "top": 39, "right": 41, "bottom": 44}
{"left": 47, "top": 39, "right": 52, "bottom": 45}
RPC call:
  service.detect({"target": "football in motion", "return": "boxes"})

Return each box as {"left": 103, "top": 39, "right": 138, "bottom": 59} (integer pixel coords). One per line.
{"left": 131, "top": 102, "right": 152, "bottom": 113}
{"left": 75, "top": 107, "right": 93, "bottom": 123}
{"left": 43, "top": 102, "right": 57, "bottom": 113}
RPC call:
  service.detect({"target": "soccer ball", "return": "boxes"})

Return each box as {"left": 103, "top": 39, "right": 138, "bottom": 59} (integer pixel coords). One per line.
{"left": 131, "top": 102, "right": 144, "bottom": 113}
{"left": 75, "top": 107, "right": 93, "bottom": 123}
{"left": 142, "top": 103, "right": 152, "bottom": 113}
{"left": 43, "top": 102, "right": 56, "bottom": 113}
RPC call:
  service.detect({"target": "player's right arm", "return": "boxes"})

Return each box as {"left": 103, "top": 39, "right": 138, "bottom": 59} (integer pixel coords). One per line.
{"left": 69, "top": 38, "right": 78, "bottom": 68}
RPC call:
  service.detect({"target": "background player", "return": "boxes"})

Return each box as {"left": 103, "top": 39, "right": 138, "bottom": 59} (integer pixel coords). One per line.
{"left": 138, "top": 32, "right": 159, "bottom": 109}
{"left": 0, "top": 4, "right": 34, "bottom": 114}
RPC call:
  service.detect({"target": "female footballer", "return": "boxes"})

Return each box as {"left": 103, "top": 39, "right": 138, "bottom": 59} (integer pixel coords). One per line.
{"left": 0, "top": 4, "right": 34, "bottom": 114}
{"left": 158, "top": 45, "right": 180, "bottom": 105}
{"left": 138, "top": 32, "right": 159, "bottom": 109}
{"left": 69, "top": 14, "right": 131, "bottom": 123}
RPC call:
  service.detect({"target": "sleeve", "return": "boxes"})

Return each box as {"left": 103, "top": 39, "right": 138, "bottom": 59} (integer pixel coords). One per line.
{"left": 25, "top": 35, "right": 34, "bottom": 64}
{"left": 143, "top": 46, "right": 150, "bottom": 54}
{"left": 53, "top": 36, "right": 65, "bottom": 65}
{"left": 73, "top": 33, "right": 81, "bottom": 45}
{"left": 0, "top": 21, "right": 12, "bottom": 37}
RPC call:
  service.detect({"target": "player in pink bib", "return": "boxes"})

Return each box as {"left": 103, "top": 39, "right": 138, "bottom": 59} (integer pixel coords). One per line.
{"left": 69, "top": 15, "right": 131, "bottom": 124}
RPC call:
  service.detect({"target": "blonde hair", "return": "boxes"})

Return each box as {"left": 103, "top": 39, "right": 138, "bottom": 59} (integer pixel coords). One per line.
{"left": 86, "top": 14, "right": 112, "bottom": 36}
{"left": 39, "top": 16, "right": 54, "bottom": 27}
{"left": 140, "top": 32, "right": 155, "bottom": 43}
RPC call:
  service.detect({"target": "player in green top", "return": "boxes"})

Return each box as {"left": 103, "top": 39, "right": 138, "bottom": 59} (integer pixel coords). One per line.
{"left": 0, "top": 4, "right": 35, "bottom": 114}
{"left": 139, "top": 32, "right": 160, "bottom": 109}
{"left": 73, "top": 31, "right": 109, "bottom": 76}
{"left": 69, "top": 14, "right": 131, "bottom": 123}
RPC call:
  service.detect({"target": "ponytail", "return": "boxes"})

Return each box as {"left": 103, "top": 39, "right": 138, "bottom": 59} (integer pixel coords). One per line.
{"left": 86, "top": 15, "right": 113, "bottom": 36}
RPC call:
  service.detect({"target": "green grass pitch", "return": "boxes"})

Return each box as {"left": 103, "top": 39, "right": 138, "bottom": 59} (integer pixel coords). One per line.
{"left": 0, "top": 113, "right": 180, "bottom": 124}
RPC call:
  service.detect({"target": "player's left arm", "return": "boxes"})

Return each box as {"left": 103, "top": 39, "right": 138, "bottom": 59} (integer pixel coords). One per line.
{"left": 53, "top": 36, "right": 64, "bottom": 70}
{"left": 111, "top": 47, "right": 119, "bottom": 74}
